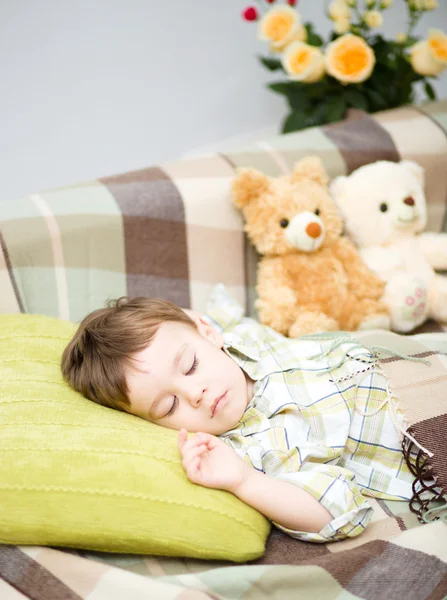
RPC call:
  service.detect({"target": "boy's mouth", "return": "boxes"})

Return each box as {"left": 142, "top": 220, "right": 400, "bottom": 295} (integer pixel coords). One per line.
{"left": 211, "top": 392, "right": 227, "bottom": 418}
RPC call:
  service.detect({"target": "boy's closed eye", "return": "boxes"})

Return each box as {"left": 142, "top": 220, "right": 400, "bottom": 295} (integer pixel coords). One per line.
{"left": 162, "top": 354, "right": 199, "bottom": 418}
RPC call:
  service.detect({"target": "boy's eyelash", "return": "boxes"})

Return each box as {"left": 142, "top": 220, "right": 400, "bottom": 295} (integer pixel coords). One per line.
{"left": 187, "top": 355, "right": 198, "bottom": 376}
{"left": 165, "top": 396, "right": 178, "bottom": 417}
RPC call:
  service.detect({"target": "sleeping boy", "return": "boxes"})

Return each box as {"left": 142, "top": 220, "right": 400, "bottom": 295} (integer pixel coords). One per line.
{"left": 61, "top": 284, "right": 425, "bottom": 543}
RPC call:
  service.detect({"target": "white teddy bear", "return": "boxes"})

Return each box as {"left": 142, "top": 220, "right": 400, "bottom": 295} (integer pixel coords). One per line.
{"left": 331, "top": 160, "right": 447, "bottom": 332}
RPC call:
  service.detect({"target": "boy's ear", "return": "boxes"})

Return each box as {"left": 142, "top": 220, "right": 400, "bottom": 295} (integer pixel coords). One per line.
{"left": 193, "top": 316, "right": 224, "bottom": 348}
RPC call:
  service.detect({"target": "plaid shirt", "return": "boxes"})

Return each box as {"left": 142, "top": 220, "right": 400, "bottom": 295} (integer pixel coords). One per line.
{"left": 204, "top": 285, "right": 415, "bottom": 543}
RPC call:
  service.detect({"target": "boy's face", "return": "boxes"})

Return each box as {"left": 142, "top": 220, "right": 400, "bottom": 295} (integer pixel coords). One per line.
{"left": 126, "top": 318, "right": 252, "bottom": 435}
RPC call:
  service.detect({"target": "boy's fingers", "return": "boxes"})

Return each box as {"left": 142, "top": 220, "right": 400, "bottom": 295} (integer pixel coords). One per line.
{"left": 196, "top": 432, "right": 219, "bottom": 449}
{"left": 182, "top": 444, "right": 207, "bottom": 466}
{"left": 178, "top": 428, "right": 188, "bottom": 450}
{"left": 186, "top": 457, "right": 201, "bottom": 483}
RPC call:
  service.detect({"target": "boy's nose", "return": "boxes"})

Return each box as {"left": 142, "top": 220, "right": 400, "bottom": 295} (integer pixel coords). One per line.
{"left": 188, "top": 388, "right": 206, "bottom": 407}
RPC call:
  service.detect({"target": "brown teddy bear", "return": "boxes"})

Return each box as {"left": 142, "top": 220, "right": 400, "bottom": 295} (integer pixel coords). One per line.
{"left": 232, "top": 156, "right": 390, "bottom": 337}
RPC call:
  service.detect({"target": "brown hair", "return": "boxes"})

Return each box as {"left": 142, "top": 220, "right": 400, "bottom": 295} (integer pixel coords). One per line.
{"left": 61, "top": 297, "right": 195, "bottom": 411}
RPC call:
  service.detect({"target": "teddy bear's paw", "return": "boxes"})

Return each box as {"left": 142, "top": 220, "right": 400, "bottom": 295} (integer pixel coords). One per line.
{"left": 289, "top": 311, "right": 339, "bottom": 338}
{"left": 358, "top": 314, "right": 391, "bottom": 331}
{"left": 383, "top": 276, "right": 429, "bottom": 332}
{"left": 256, "top": 303, "right": 293, "bottom": 336}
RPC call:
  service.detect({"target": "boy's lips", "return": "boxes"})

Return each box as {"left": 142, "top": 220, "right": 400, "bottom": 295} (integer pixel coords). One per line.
{"left": 211, "top": 392, "right": 227, "bottom": 418}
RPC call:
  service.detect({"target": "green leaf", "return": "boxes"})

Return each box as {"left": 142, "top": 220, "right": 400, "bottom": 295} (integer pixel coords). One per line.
{"left": 325, "top": 96, "right": 347, "bottom": 124}
{"left": 258, "top": 56, "right": 283, "bottom": 72}
{"left": 424, "top": 80, "right": 437, "bottom": 101}
{"left": 268, "top": 81, "right": 310, "bottom": 112}
{"left": 282, "top": 111, "right": 311, "bottom": 134}
{"left": 304, "top": 23, "right": 324, "bottom": 47}
{"left": 268, "top": 81, "right": 296, "bottom": 96}
{"left": 343, "top": 88, "right": 369, "bottom": 111}
{"left": 365, "top": 88, "right": 389, "bottom": 111}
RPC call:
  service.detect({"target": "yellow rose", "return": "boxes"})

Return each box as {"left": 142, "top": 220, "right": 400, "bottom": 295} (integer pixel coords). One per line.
{"left": 334, "top": 17, "right": 351, "bottom": 35}
{"left": 410, "top": 30, "right": 447, "bottom": 76}
{"left": 282, "top": 42, "right": 325, "bottom": 83}
{"left": 269, "top": 24, "right": 308, "bottom": 53}
{"left": 328, "top": 0, "right": 351, "bottom": 21}
{"left": 258, "top": 6, "right": 301, "bottom": 51}
{"left": 325, "top": 34, "right": 376, "bottom": 83}
{"left": 381, "top": 0, "right": 393, "bottom": 7}
{"left": 363, "top": 10, "right": 383, "bottom": 28}
{"left": 423, "top": 0, "right": 437, "bottom": 8}
{"left": 428, "top": 29, "right": 447, "bottom": 64}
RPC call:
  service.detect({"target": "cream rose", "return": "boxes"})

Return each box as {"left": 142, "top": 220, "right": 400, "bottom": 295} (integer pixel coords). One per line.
{"left": 334, "top": 17, "right": 351, "bottom": 35}
{"left": 423, "top": 0, "right": 438, "bottom": 9}
{"left": 325, "top": 34, "right": 375, "bottom": 83}
{"left": 329, "top": 0, "right": 351, "bottom": 21}
{"left": 410, "top": 29, "right": 447, "bottom": 76}
{"left": 364, "top": 10, "right": 383, "bottom": 28}
{"left": 269, "top": 24, "right": 308, "bottom": 53}
{"left": 282, "top": 42, "right": 325, "bottom": 83}
{"left": 258, "top": 6, "right": 301, "bottom": 51}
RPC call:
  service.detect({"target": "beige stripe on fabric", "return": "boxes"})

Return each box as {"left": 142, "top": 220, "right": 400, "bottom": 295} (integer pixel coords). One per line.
{"left": 86, "top": 564, "right": 185, "bottom": 600}
{"left": 161, "top": 175, "right": 242, "bottom": 231}
{"left": 257, "top": 141, "right": 291, "bottom": 175}
{"left": 30, "top": 195, "right": 69, "bottom": 320}
{"left": 373, "top": 107, "right": 447, "bottom": 232}
{"left": 0, "top": 579, "right": 28, "bottom": 599}
{"left": 186, "top": 225, "right": 245, "bottom": 285}
{"left": 355, "top": 330, "right": 447, "bottom": 426}
{"left": 162, "top": 154, "right": 236, "bottom": 179}
{"left": 393, "top": 521, "right": 447, "bottom": 562}
{"left": 36, "top": 547, "right": 109, "bottom": 598}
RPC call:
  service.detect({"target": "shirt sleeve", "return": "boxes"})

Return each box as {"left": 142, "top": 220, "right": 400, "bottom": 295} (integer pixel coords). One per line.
{"left": 273, "top": 463, "right": 373, "bottom": 543}
{"left": 224, "top": 434, "right": 373, "bottom": 543}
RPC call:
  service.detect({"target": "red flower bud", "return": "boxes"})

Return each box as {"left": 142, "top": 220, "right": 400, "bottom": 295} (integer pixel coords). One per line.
{"left": 266, "top": 0, "right": 276, "bottom": 3}
{"left": 242, "top": 6, "right": 258, "bottom": 21}
{"left": 287, "top": 0, "right": 297, "bottom": 5}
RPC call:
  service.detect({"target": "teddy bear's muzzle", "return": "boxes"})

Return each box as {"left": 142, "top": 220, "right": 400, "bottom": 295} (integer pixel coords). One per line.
{"left": 285, "top": 211, "right": 325, "bottom": 252}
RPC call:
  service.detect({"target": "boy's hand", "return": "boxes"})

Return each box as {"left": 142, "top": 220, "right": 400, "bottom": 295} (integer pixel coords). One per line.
{"left": 178, "top": 429, "right": 251, "bottom": 493}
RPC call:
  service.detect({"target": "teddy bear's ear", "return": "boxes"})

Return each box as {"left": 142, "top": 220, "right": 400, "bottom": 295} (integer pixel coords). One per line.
{"left": 290, "top": 156, "right": 329, "bottom": 187}
{"left": 232, "top": 168, "right": 269, "bottom": 209}
{"left": 329, "top": 175, "right": 349, "bottom": 202}
{"left": 400, "top": 160, "right": 425, "bottom": 185}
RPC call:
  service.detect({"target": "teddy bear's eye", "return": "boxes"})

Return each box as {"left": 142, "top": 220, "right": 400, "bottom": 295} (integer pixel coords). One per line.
{"left": 379, "top": 203, "right": 388, "bottom": 213}
{"left": 314, "top": 208, "right": 320, "bottom": 216}
{"left": 280, "top": 219, "right": 289, "bottom": 228}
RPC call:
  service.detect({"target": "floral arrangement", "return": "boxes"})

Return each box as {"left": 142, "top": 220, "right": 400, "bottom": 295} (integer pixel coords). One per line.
{"left": 241, "top": 0, "right": 447, "bottom": 132}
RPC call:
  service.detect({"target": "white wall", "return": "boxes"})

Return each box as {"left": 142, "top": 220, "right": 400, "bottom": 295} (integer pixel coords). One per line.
{"left": 1, "top": 0, "right": 446, "bottom": 202}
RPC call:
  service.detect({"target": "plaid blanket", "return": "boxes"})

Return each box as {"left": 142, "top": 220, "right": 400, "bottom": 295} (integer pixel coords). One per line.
{"left": 1, "top": 101, "right": 447, "bottom": 329}
{"left": 1, "top": 313, "right": 446, "bottom": 599}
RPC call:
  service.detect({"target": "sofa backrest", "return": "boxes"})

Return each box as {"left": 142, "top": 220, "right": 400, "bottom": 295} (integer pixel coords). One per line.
{"left": 1, "top": 101, "right": 446, "bottom": 321}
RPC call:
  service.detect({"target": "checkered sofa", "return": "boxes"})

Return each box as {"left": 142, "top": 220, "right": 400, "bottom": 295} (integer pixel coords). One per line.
{"left": 1, "top": 101, "right": 446, "bottom": 330}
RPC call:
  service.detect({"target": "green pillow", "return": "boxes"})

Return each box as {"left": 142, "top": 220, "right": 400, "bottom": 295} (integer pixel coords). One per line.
{"left": 0, "top": 314, "right": 269, "bottom": 561}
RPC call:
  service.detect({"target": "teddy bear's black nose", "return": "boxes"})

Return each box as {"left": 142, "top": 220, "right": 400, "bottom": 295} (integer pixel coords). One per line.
{"left": 403, "top": 196, "right": 415, "bottom": 206}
